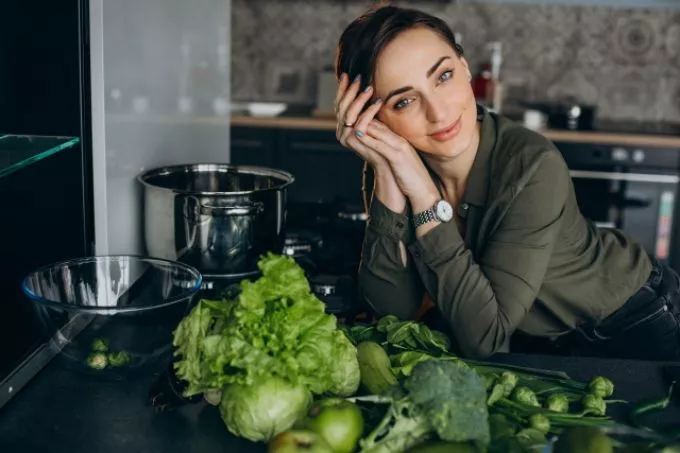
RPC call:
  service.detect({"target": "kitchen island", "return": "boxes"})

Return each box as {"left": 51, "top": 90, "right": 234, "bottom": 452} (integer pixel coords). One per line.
{"left": 0, "top": 352, "right": 678, "bottom": 453}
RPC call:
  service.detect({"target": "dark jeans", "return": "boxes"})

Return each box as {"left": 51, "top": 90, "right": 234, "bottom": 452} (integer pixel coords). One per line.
{"left": 512, "top": 258, "right": 680, "bottom": 361}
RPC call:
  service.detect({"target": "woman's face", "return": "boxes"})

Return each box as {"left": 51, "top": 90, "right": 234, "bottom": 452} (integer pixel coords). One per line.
{"left": 373, "top": 27, "right": 478, "bottom": 159}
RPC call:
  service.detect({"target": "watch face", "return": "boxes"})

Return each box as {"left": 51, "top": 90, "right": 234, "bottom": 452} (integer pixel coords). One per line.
{"left": 435, "top": 200, "right": 454, "bottom": 222}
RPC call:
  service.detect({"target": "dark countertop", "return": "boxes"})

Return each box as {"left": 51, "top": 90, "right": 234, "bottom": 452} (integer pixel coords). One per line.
{"left": 1, "top": 353, "right": 679, "bottom": 453}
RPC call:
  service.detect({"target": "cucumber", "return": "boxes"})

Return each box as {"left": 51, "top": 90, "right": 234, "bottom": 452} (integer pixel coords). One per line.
{"left": 554, "top": 427, "right": 613, "bottom": 453}
{"left": 356, "top": 341, "right": 398, "bottom": 395}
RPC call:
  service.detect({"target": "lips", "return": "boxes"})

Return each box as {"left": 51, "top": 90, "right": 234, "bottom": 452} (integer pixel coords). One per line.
{"left": 430, "top": 117, "right": 462, "bottom": 142}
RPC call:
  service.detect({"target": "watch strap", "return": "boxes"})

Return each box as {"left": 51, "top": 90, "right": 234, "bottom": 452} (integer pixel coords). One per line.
{"left": 413, "top": 207, "right": 437, "bottom": 228}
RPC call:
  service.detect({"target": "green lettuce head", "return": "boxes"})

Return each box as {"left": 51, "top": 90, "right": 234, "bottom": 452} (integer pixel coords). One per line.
{"left": 219, "top": 375, "right": 312, "bottom": 443}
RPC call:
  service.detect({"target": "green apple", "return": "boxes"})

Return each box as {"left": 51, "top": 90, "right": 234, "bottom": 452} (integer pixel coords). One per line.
{"left": 268, "top": 430, "right": 334, "bottom": 453}
{"left": 297, "top": 398, "right": 364, "bottom": 453}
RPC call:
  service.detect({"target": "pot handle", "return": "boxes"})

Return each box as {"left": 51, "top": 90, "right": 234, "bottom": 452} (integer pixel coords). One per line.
{"left": 199, "top": 201, "right": 264, "bottom": 216}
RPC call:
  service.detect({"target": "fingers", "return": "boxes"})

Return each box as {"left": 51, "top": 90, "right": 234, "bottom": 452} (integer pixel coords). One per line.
{"left": 353, "top": 98, "right": 383, "bottom": 135}
{"left": 345, "top": 131, "right": 388, "bottom": 166}
{"left": 366, "top": 120, "right": 409, "bottom": 151}
{"left": 335, "top": 75, "right": 363, "bottom": 123}
{"left": 348, "top": 130, "right": 391, "bottom": 161}
{"left": 343, "top": 85, "right": 373, "bottom": 126}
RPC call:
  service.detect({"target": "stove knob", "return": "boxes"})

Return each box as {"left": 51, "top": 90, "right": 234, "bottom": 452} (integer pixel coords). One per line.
{"left": 632, "top": 149, "right": 645, "bottom": 163}
{"left": 612, "top": 147, "right": 628, "bottom": 161}
{"left": 314, "top": 284, "right": 336, "bottom": 296}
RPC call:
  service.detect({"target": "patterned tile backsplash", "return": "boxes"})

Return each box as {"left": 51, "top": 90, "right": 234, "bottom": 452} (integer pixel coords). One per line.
{"left": 231, "top": 0, "right": 680, "bottom": 122}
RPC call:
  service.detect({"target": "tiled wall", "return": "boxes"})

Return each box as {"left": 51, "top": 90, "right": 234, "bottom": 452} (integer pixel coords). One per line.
{"left": 231, "top": 0, "right": 680, "bottom": 122}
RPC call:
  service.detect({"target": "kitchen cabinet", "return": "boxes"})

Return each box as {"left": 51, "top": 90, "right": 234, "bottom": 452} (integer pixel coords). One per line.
{"left": 231, "top": 125, "right": 365, "bottom": 206}
{"left": 279, "top": 129, "right": 364, "bottom": 205}
{"left": 230, "top": 127, "right": 277, "bottom": 168}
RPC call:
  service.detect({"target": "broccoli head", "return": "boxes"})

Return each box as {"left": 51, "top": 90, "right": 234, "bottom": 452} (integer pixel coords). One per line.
{"left": 403, "top": 360, "right": 490, "bottom": 448}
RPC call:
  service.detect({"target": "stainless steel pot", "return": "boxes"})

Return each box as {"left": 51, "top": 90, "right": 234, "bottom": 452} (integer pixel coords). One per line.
{"left": 137, "top": 164, "right": 294, "bottom": 278}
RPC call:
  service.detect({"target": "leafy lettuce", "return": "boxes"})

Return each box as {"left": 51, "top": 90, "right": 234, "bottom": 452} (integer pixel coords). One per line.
{"left": 172, "top": 252, "right": 360, "bottom": 398}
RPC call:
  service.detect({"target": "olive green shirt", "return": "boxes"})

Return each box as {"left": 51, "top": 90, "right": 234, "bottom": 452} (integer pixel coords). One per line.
{"left": 357, "top": 107, "right": 652, "bottom": 359}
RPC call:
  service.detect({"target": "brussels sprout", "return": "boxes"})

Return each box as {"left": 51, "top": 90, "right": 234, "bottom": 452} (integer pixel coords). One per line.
{"left": 588, "top": 376, "right": 615, "bottom": 398}
{"left": 528, "top": 413, "right": 551, "bottom": 434}
{"left": 582, "top": 393, "right": 607, "bottom": 416}
{"left": 91, "top": 338, "right": 109, "bottom": 353}
{"left": 499, "top": 371, "right": 519, "bottom": 396}
{"left": 511, "top": 386, "right": 540, "bottom": 407}
{"left": 545, "top": 393, "right": 569, "bottom": 413}
{"left": 86, "top": 352, "right": 108, "bottom": 370}
{"left": 108, "top": 351, "right": 131, "bottom": 367}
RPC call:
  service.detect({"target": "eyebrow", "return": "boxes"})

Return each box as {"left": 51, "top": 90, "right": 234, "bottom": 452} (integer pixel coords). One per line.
{"left": 383, "top": 56, "right": 452, "bottom": 103}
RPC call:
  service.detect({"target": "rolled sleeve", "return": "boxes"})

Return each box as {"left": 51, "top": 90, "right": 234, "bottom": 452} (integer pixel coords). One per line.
{"left": 408, "top": 221, "right": 465, "bottom": 264}
{"left": 367, "top": 197, "right": 411, "bottom": 241}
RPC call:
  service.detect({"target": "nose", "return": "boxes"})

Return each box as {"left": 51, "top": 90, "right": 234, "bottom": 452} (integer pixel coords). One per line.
{"left": 424, "top": 96, "right": 447, "bottom": 123}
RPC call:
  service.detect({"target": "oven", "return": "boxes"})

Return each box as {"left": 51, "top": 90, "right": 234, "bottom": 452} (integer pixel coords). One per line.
{"left": 555, "top": 141, "right": 680, "bottom": 270}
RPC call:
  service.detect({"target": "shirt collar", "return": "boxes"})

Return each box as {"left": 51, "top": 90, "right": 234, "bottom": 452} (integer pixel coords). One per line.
{"left": 462, "top": 104, "right": 497, "bottom": 207}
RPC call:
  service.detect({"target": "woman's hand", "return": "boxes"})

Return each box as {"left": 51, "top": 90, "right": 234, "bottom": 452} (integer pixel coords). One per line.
{"left": 352, "top": 118, "right": 441, "bottom": 215}
{"left": 335, "top": 74, "right": 387, "bottom": 171}
{"left": 335, "top": 74, "right": 406, "bottom": 213}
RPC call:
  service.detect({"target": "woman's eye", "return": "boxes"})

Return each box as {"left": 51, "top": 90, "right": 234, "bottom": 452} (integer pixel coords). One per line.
{"left": 394, "top": 98, "right": 412, "bottom": 110}
{"left": 439, "top": 70, "right": 454, "bottom": 83}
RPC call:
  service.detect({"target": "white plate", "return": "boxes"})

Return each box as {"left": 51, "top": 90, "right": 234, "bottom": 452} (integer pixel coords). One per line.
{"left": 247, "top": 102, "right": 287, "bottom": 117}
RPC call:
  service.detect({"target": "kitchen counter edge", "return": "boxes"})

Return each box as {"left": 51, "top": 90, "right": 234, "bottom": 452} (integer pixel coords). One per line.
{"left": 230, "top": 115, "right": 680, "bottom": 148}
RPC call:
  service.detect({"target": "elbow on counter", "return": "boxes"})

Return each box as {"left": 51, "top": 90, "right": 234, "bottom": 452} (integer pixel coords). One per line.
{"left": 457, "top": 325, "right": 512, "bottom": 360}
{"left": 356, "top": 268, "right": 421, "bottom": 322}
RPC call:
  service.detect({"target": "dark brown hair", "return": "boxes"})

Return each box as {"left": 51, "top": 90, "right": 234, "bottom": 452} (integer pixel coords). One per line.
{"left": 335, "top": 4, "right": 464, "bottom": 213}
{"left": 335, "top": 4, "right": 464, "bottom": 89}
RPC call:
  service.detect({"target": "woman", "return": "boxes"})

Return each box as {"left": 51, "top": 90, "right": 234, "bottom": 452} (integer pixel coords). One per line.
{"left": 334, "top": 5, "right": 680, "bottom": 361}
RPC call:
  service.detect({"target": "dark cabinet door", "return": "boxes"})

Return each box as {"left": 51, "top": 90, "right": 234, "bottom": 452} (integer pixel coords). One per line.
{"left": 229, "top": 126, "right": 277, "bottom": 168}
{"left": 279, "top": 129, "right": 364, "bottom": 206}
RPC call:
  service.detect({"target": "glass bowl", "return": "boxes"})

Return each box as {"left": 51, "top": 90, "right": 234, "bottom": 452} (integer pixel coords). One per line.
{"left": 22, "top": 255, "right": 202, "bottom": 379}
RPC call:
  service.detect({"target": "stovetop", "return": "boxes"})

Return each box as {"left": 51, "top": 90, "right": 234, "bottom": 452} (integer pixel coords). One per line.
{"left": 283, "top": 200, "right": 367, "bottom": 316}
{"left": 199, "top": 199, "right": 369, "bottom": 318}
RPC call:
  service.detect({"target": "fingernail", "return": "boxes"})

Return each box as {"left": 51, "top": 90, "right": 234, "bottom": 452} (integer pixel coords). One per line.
{"left": 371, "top": 97, "right": 382, "bottom": 105}
{"left": 355, "top": 130, "right": 364, "bottom": 138}
{"left": 353, "top": 74, "right": 361, "bottom": 84}
{"left": 363, "top": 85, "right": 373, "bottom": 93}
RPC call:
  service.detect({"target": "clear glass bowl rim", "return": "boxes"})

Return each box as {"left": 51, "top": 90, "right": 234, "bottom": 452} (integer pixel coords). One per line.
{"left": 21, "top": 255, "right": 203, "bottom": 314}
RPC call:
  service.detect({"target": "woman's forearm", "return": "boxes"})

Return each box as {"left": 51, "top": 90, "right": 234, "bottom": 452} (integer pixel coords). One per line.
{"left": 373, "top": 165, "right": 407, "bottom": 215}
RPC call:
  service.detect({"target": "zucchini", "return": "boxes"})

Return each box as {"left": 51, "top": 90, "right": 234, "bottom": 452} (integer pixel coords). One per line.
{"left": 356, "top": 341, "right": 398, "bottom": 395}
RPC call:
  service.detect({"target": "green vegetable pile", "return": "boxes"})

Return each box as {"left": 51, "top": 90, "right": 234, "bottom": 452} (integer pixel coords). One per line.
{"left": 342, "top": 316, "right": 679, "bottom": 452}
{"left": 172, "top": 253, "right": 361, "bottom": 442}
{"left": 170, "top": 253, "right": 679, "bottom": 453}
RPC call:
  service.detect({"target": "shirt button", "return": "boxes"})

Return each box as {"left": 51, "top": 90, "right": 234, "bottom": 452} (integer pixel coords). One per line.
{"left": 461, "top": 203, "right": 470, "bottom": 211}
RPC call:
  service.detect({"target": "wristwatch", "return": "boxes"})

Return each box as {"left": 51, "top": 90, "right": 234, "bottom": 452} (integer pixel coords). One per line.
{"left": 413, "top": 199, "right": 454, "bottom": 228}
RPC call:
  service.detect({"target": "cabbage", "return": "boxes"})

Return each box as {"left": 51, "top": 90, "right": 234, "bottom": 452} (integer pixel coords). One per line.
{"left": 219, "top": 376, "right": 312, "bottom": 442}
